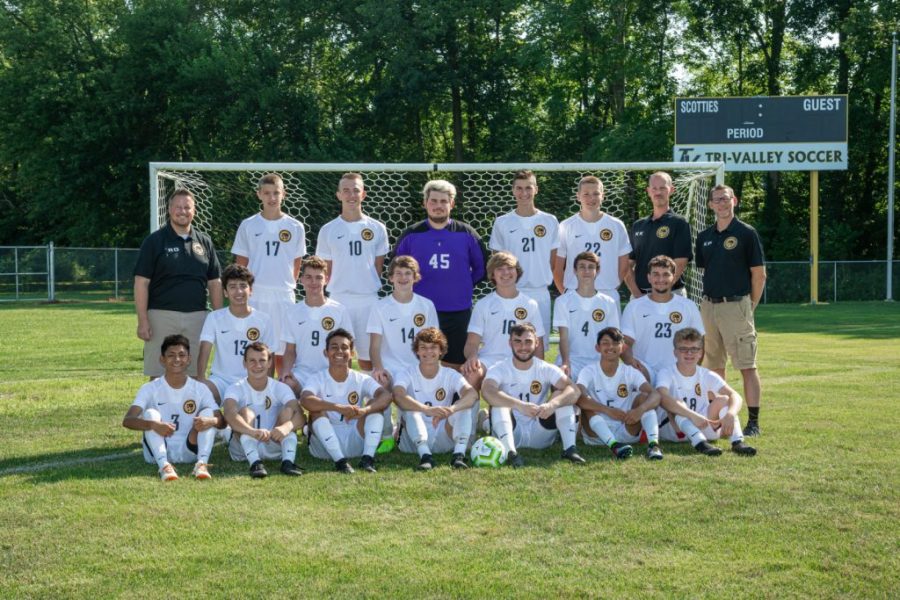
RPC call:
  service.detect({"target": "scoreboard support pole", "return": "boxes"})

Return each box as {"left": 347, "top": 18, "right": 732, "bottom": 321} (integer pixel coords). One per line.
{"left": 810, "top": 170, "right": 820, "bottom": 304}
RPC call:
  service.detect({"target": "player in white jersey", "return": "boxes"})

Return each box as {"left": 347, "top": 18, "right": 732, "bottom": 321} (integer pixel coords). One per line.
{"left": 482, "top": 323, "right": 584, "bottom": 467}
{"left": 576, "top": 327, "right": 663, "bottom": 460}
{"left": 393, "top": 328, "right": 478, "bottom": 470}
{"left": 621, "top": 255, "right": 704, "bottom": 381}
{"left": 223, "top": 342, "right": 305, "bottom": 478}
{"left": 554, "top": 175, "right": 632, "bottom": 305}
{"left": 314, "top": 172, "right": 389, "bottom": 370}
{"left": 553, "top": 251, "right": 621, "bottom": 381}
{"left": 462, "top": 251, "right": 545, "bottom": 390}
{"left": 300, "top": 328, "right": 393, "bottom": 473}
{"left": 123, "top": 335, "right": 221, "bottom": 481}
{"left": 488, "top": 170, "right": 559, "bottom": 348}
{"left": 281, "top": 256, "right": 354, "bottom": 395}
{"left": 231, "top": 173, "right": 307, "bottom": 374}
{"left": 655, "top": 328, "right": 757, "bottom": 456}
{"left": 196, "top": 264, "right": 276, "bottom": 403}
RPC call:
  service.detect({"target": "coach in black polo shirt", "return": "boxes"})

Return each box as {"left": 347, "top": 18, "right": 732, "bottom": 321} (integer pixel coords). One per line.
{"left": 134, "top": 189, "right": 223, "bottom": 377}
{"left": 695, "top": 184, "right": 766, "bottom": 436}
{"left": 626, "top": 172, "right": 692, "bottom": 298}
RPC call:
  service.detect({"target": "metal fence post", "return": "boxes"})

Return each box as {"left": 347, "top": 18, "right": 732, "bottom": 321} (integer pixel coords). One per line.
{"left": 14, "top": 246, "right": 19, "bottom": 300}
{"left": 114, "top": 247, "right": 119, "bottom": 300}
{"left": 833, "top": 262, "right": 838, "bottom": 302}
{"left": 48, "top": 242, "right": 55, "bottom": 302}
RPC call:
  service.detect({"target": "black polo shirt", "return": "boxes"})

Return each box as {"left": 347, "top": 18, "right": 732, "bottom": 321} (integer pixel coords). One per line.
{"left": 134, "top": 224, "right": 221, "bottom": 312}
{"left": 629, "top": 209, "right": 692, "bottom": 290}
{"left": 695, "top": 217, "right": 765, "bottom": 298}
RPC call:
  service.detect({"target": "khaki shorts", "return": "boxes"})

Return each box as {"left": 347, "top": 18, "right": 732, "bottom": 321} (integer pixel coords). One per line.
{"left": 143, "top": 309, "right": 208, "bottom": 376}
{"left": 700, "top": 296, "right": 758, "bottom": 370}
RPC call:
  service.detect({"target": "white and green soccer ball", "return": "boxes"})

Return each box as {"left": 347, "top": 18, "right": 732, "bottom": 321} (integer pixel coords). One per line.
{"left": 470, "top": 436, "right": 508, "bottom": 467}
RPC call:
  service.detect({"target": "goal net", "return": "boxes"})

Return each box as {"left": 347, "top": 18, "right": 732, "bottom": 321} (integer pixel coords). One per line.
{"left": 150, "top": 162, "right": 723, "bottom": 301}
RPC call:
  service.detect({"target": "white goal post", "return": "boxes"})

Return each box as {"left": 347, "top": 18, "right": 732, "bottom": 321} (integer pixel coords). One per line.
{"left": 149, "top": 162, "right": 725, "bottom": 301}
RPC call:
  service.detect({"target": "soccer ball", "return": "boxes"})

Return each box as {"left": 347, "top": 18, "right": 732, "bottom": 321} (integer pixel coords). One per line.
{"left": 470, "top": 436, "right": 508, "bottom": 467}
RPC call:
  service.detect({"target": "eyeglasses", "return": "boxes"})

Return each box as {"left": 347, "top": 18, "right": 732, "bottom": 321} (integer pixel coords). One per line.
{"left": 676, "top": 346, "right": 703, "bottom": 354}
{"left": 710, "top": 196, "right": 733, "bottom": 204}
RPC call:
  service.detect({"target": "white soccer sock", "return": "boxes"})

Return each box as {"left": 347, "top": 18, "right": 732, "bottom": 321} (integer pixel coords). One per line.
{"left": 490, "top": 407, "right": 517, "bottom": 454}
{"left": 196, "top": 408, "right": 216, "bottom": 464}
{"left": 675, "top": 415, "right": 707, "bottom": 445}
{"left": 403, "top": 411, "right": 430, "bottom": 457}
{"left": 718, "top": 407, "right": 744, "bottom": 443}
{"left": 382, "top": 406, "right": 394, "bottom": 439}
{"left": 281, "top": 432, "right": 298, "bottom": 463}
{"left": 363, "top": 412, "right": 385, "bottom": 457}
{"left": 556, "top": 405, "right": 577, "bottom": 449}
{"left": 449, "top": 410, "right": 472, "bottom": 455}
{"left": 587, "top": 415, "right": 616, "bottom": 447}
{"left": 312, "top": 418, "right": 344, "bottom": 461}
{"left": 239, "top": 433, "right": 261, "bottom": 465}
{"left": 142, "top": 408, "right": 168, "bottom": 469}
{"left": 640, "top": 410, "right": 660, "bottom": 445}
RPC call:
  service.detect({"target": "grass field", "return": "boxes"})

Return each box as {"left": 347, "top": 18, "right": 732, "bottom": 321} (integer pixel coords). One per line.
{"left": 1, "top": 301, "right": 898, "bottom": 598}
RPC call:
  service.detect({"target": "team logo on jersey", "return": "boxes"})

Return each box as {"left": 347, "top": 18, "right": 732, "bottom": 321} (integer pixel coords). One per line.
{"left": 321, "top": 317, "right": 335, "bottom": 331}
{"left": 600, "top": 228, "right": 613, "bottom": 241}
{"left": 414, "top": 313, "right": 426, "bottom": 327}
{"left": 183, "top": 399, "right": 197, "bottom": 414}
{"left": 348, "top": 391, "right": 360, "bottom": 405}
{"left": 534, "top": 225, "right": 547, "bottom": 238}
{"left": 592, "top": 309, "right": 606, "bottom": 322}
{"left": 279, "top": 229, "right": 292, "bottom": 243}
{"left": 265, "top": 396, "right": 272, "bottom": 410}
{"left": 669, "top": 312, "right": 683, "bottom": 324}
{"left": 514, "top": 307, "right": 528, "bottom": 320}
{"left": 724, "top": 236, "right": 738, "bottom": 250}
{"left": 530, "top": 381, "right": 542, "bottom": 395}
{"left": 246, "top": 327, "right": 261, "bottom": 341}
{"left": 656, "top": 226, "right": 670, "bottom": 239}
{"left": 694, "top": 383, "right": 702, "bottom": 396}
{"left": 617, "top": 384, "right": 629, "bottom": 398}
{"left": 191, "top": 242, "right": 205, "bottom": 256}
{"left": 435, "top": 388, "right": 446, "bottom": 402}
{"left": 361, "top": 228, "right": 375, "bottom": 241}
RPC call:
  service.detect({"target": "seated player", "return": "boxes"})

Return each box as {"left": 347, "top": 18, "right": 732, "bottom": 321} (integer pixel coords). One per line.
{"left": 222, "top": 342, "right": 305, "bottom": 478}
{"left": 300, "top": 329, "right": 393, "bottom": 473}
{"left": 576, "top": 327, "right": 663, "bottom": 460}
{"left": 481, "top": 323, "right": 583, "bottom": 467}
{"left": 553, "top": 251, "right": 621, "bottom": 381}
{"left": 656, "top": 328, "right": 757, "bottom": 456}
{"left": 122, "top": 334, "right": 221, "bottom": 481}
{"left": 392, "top": 328, "right": 478, "bottom": 470}
{"left": 196, "top": 263, "right": 275, "bottom": 403}
{"left": 281, "top": 256, "right": 354, "bottom": 396}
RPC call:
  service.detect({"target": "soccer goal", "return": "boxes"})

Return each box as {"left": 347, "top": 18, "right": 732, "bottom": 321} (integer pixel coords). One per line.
{"left": 149, "top": 162, "right": 724, "bottom": 300}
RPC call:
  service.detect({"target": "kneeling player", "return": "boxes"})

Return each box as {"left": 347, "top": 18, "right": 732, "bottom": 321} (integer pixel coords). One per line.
{"left": 576, "top": 327, "right": 663, "bottom": 460}
{"left": 393, "top": 328, "right": 478, "bottom": 470}
{"left": 300, "top": 329, "right": 393, "bottom": 473}
{"left": 223, "top": 342, "right": 305, "bottom": 478}
{"left": 656, "top": 328, "right": 757, "bottom": 456}
{"left": 482, "top": 323, "right": 583, "bottom": 467}
{"left": 123, "top": 335, "right": 221, "bottom": 481}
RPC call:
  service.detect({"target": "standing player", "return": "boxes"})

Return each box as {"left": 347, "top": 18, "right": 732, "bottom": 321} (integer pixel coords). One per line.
{"left": 394, "top": 179, "right": 487, "bottom": 368}
{"left": 625, "top": 172, "right": 692, "bottom": 298}
{"left": 196, "top": 264, "right": 276, "bottom": 404}
{"left": 553, "top": 251, "right": 620, "bottom": 381}
{"left": 576, "top": 327, "right": 663, "bottom": 460}
{"left": 300, "top": 329, "right": 393, "bottom": 473}
{"left": 656, "top": 328, "right": 757, "bottom": 456}
{"left": 315, "top": 172, "right": 389, "bottom": 372}
{"left": 231, "top": 173, "right": 307, "bottom": 375}
{"left": 553, "top": 176, "right": 631, "bottom": 305}
{"left": 280, "top": 256, "right": 354, "bottom": 396}
{"left": 223, "top": 342, "right": 304, "bottom": 478}
{"left": 122, "top": 335, "right": 220, "bottom": 481}
{"left": 393, "top": 328, "right": 479, "bottom": 470}
{"left": 482, "top": 324, "right": 584, "bottom": 467}
{"left": 488, "top": 170, "right": 559, "bottom": 348}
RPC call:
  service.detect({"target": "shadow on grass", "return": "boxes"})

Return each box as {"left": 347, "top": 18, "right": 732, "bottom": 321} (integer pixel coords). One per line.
{"left": 756, "top": 302, "right": 900, "bottom": 339}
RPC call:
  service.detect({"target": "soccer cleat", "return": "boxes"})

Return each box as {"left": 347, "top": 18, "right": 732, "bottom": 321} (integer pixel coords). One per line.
{"left": 159, "top": 463, "right": 178, "bottom": 482}
{"left": 358, "top": 454, "right": 378, "bottom": 473}
{"left": 561, "top": 446, "right": 586, "bottom": 464}
{"left": 743, "top": 420, "right": 761, "bottom": 437}
{"left": 192, "top": 462, "right": 212, "bottom": 480}
{"left": 732, "top": 440, "right": 757, "bottom": 456}
{"left": 611, "top": 442, "right": 633, "bottom": 459}
{"left": 694, "top": 441, "right": 722, "bottom": 456}
{"left": 416, "top": 454, "right": 435, "bottom": 471}
{"left": 646, "top": 444, "right": 664, "bottom": 460}
{"left": 376, "top": 438, "right": 396, "bottom": 454}
{"left": 249, "top": 460, "right": 268, "bottom": 478}
{"left": 335, "top": 458, "right": 355, "bottom": 474}
{"left": 507, "top": 451, "right": 525, "bottom": 468}
{"left": 280, "top": 460, "right": 304, "bottom": 476}
{"left": 450, "top": 453, "right": 468, "bottom": 469}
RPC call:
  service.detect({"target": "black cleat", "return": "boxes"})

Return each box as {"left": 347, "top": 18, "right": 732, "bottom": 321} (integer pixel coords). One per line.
{"left": 646, "top": 443, "right": 664, "bottom": 460}
{"left": 694, "top": 441, "right": 723, "bottom": 456}
{"left": 450, "top": 453, "right": 468, "bottom": 469}
{"left": 416, "top": 454, "right": 435, "bottom": 471}
{"left": 743, "top": 420, "right": 761, "bottom": 437}
{"left": 280, "top": 460, "right": 304, "bottom": 476}
{"left": 249, "top": 460, "right": 268, "bottom": 478}
{"left": 507, "top": 451, "right": 525, "bottom": 468}
{"left": 611, "top": 442, "right": 634, "bottom": 459}
{"left": 732, "top": 440, "right": 757, "bottom": 456}
{"left": 335, "top": 458, "right": 355, "bottom": 474}
{"left": 561, "top": 446, "right": 586, "bottom": 464}
{"left": 358, "top": 454, "right": 377, "bottom": 473}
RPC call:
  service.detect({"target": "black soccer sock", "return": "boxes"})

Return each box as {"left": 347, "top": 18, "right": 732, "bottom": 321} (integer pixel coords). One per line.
{"left": 748, "top": 407, "right": 759, "bottom": 422}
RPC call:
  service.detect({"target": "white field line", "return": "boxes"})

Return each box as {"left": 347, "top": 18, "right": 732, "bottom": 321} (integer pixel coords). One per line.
{"left": 0, "top": 450, "right": 140, "bottom": 475}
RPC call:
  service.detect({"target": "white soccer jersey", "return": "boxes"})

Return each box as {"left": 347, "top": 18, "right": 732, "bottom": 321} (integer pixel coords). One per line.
{"left": 486, "top": 358, "right": 567, "bottom": 421}
{"left": 302, "top": 370, "right": 383, "bottom": 428}
{"left": 468, "top": 291, "right": 545, "bottom": 366}
{"left": 577, "top": 362, "right": 646, "bottom": 418}
{"left": 553, "top": 290, "right": 621, "bottom": 362}
{"left": 394, "top": 364, "right": 467, "bottom": 409}
{"left": 231, "top": 213, "right": 307, "bottom": 291}
{"left": 489, "top": 210, "right": 560, "bottom": 288}
{"left": 366, "top": 294, "right": 439, "bottom": 374}
{"left": 224, "top": 377, "right": 295, "bottom": 431}
{"left": 620, "top": 295, "right": 704, "bottom": 374}
{"left": 656, "top": 365, "right": 725, "bottom": 416}
{"left": 281, "top": 299, "right": 354, "bottom": 382}
{"left": 558, "top": 213, "right": 631, "bottom": 291}
{"left": 132, "top": 377, "right": 217, "bottom": 447}
{"left": 200, "top": 308, "right": 275, "bottom": 383}
{"left": 315, "top": 215, "right": 389, "bottom": 295}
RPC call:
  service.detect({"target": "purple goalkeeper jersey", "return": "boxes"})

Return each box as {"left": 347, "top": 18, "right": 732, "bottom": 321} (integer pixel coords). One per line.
{"left": 394, "top": 219, "right": 488, "bottom": 311}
